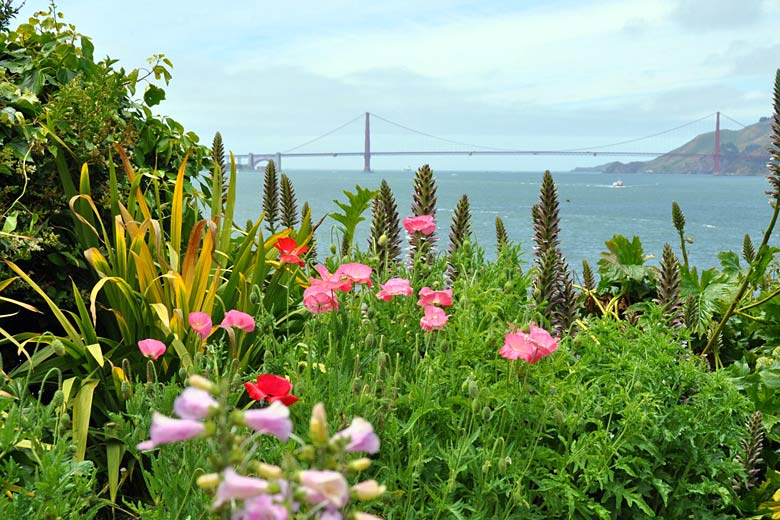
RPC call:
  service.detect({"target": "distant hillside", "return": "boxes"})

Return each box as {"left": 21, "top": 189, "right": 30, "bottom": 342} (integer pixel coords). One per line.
{"left": 572, "top": 117, "right": 772, "bottom": 175}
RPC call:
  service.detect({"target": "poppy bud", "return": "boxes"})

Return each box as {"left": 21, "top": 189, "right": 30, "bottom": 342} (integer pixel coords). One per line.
{"left": 482, "top": 406, "right": 492, "bottom": 422}
{"left": 121, "top": 380, "right": 131, "bottom": 401}
{"left": 61, "top": 412, "right": 72, "bottom": 430}
{"left": 178, "top": 368, "right": 188, "bottom": 381}
{"left": 50, "top": 390, "right": 64, "bottom": 409}
{"left": 330, "top": 243, "right": 337, "bottom": 254}
{"left": 471, "top": 399, "right": 480, "bottom": 415}
{"left": 377, "top": 234, "right": 388, "bottom": 246}
{"left": 482, "top": 460, "right": 491, "bottom": 475}
{"left": 365, "top": 333, "right": 376, "bottom": 348}
{"left": 121, "top": 358, "right": 132, "bottom": 381}
{"left": 468, "top": 380, "right": 479, "bottom": 399}
{"left": 51, "top": 339, "right": 66, "bottom": 356}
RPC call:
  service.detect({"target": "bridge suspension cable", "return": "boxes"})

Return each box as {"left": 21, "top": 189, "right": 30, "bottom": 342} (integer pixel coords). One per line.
{"left": 720, "top": 112, "right": 748, "bottom": 128}
{"left": 562, "top": 112, "right": 717, "bottom": 152}
{"left": 282, "top": 113, "right": 364, "bottom": 153}
{"left": 369, "top": 112, "right": 510, "bottom": 151}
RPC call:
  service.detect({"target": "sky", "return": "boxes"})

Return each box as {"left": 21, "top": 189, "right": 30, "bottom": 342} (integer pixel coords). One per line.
{"left": 13, "top": 0, "right": 780, "bottom": 171}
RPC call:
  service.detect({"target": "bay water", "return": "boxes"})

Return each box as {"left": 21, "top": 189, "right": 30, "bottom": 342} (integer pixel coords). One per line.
{"left": 232, "top": 169, "right": 775, "bottom": 272}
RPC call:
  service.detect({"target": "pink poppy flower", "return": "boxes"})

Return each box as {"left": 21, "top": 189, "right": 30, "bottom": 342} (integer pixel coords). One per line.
{"left": 299, "top": 470, "right": 349, "bottom": 508}
{"left": 420, "top": 305, "right": 448, "bottom": 331}
{"left": 332, "top": 417, "right": 380, "bottom": 454}
{"left": 221, "top": 310, "right": 255, "bottom": 332}
{"left": 417, "top": 287, "right": 453, "bottom": 307}
{"left": 274, "top": 237, "right": 309, "bottom": 267}
{"left": 402, "top": 215, "right": 436, "bottom": 235}
{"left": 376, "top": 277, "right": 413, "bottom": 301}
{"left": 303, "top": 283, "right": 339, "bottom": 313}
{"left": 136, "top": 412, "right": 206, "bottom": 450}
{"left": 334, "top": 262, "right": 373, "bottom": 287}
{"left": 314, "top": 265, "right": 353, "bottom": 292}
{"left": 138, "top": 338, "right": 166, "bottom": 361}
{"left": 188, "top": 311, "right": 212, "bottom": 339}
{"left": 213, "top": 467, "right": 270, "bottom": 508}
{"left": 499, "top": 322, "right": 559, "bottom": 363}
{"left": 174, "top": 387, "right": 219, "bottom": 420}
{"left": 244, "top": 374, "right": 299, "bottom": 406}
{"left": 241, "top": 401, "right": 293, "bottom": 441}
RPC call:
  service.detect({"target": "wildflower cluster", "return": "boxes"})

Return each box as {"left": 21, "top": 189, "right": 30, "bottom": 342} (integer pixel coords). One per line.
{"left": 137, "top": 374, "right": 385, "bottom": 519}
{"left": 136, "top": 309, "right": 256, "bottom": 361}
{"left": 296, "top": 216, "right": 453, "bottom": 332}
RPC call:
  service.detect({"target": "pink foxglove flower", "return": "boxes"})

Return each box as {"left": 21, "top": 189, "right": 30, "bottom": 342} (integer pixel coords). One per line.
{"left": 136, "top": 412, "right": 205, "bottom": 450}
{"left": 402, "top": 214, "right": 436, "bottom": 235}
{"left": 334, "top": 262, "right": 373, "bottom": 287}
{"left": 420, "top": 305, "right": 448, "bottom": 331}
{"left": 417, "top": 287, "right": 453, "bottom": 307}
{"left": 299, "top": 470, "right": 349, "bottom": 508}
{"left": 237, "top": 494, "right": 289, "bottom": 520}
{"left": 303, "top": 283, "right": 339, "bottom": 313}
{"left": 138, "top": 338, "right": 166, "bottom": 361}
{"left": 375, "top": 277, "right": 413, "bottom": 301}
{"left": 332, "top": 417, "right": 380, "bottom": 454}
{"left": 188, "top": 311, "right": 212, "bottom": 339}
{"left": 241, "top": 401, "right": 293, "bottom": 441}
{"left": 221, "top": 310, "right": 255, "bottom": 332}
{"left": 499, "top": 322, "right": 559, "bottom": 363}
{"left": 173, "top": 387, "right": 218, "bottom": 420}
{"left": 213, "top": 467, "right": 270, "bottom": 508}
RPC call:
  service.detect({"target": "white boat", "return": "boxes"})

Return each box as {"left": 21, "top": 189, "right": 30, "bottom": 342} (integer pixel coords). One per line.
{"left": 612, "top": 180, "right": 624, "bottom": 187}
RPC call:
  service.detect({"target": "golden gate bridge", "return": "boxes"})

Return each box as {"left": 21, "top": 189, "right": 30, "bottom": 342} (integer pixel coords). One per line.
{"left": 234, "top": 111, "right": 753, "bottom": 173}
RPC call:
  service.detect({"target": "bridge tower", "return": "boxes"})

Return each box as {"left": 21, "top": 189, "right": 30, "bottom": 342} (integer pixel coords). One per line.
{"left": 713, "top": 111, "right": 721, "bottom": 175}
{"left": 363, "top": 112, "right": 371, "bottom": 173}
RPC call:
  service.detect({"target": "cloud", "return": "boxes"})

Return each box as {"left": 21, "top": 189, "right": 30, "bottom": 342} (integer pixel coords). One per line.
{"left": 670, "top": 0, "right": 766, "bottom": 30}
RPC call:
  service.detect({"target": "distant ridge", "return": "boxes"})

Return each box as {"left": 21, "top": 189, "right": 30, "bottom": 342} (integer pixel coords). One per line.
{"left": 572, "top": 117, "right": 772, "bottom": 175}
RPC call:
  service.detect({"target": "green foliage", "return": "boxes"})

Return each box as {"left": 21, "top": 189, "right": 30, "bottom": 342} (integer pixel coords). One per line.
{"left": 330, "top": 184, "right": 377, "bottom": 258}
{"left": 284, "top": 279, "right": 747, "bottom": 518}
{"left": 0, "top": 8, "right": 209, "bottom": 316}
{"left": 597, "top": 234, "right": 656, "bottom": 308}
{"left": 0, "top": 375, "right": 106, "bottom": 517}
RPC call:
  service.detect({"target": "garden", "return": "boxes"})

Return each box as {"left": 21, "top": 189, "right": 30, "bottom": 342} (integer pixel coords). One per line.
{"left": 3, "top": 6, "right": 780, "bottom": 519}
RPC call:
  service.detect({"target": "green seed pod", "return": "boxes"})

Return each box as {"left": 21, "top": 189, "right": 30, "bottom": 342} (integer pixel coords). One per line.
{"left": 51, "top": 338, "right": 66, "bottom": 356}
{"left": 468, "top": 380, "right": 479, "bottom": 399}
{"left": 51, "top": 390, "right": 64, "bottom": 408}
{"left": 121, "top": 380, "right": 131, "bottom": 401}
{"left": 121, "top": 358, "right": 132, "bottom": 382}
{"left": 482, "top": 406, "right": 492, "bottom": 422}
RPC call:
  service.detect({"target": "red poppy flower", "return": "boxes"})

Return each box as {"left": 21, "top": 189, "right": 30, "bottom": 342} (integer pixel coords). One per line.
{"left": 274, "top": 237, "right": 309, "bottom": 267}
{"left": 244, "top": 374, "right": 299, "bottom": 406}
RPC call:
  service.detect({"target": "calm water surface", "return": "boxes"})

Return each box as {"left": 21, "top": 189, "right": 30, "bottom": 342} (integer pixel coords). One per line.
{"left": 233, "top": 169, "right": 774, "bottom": 270}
